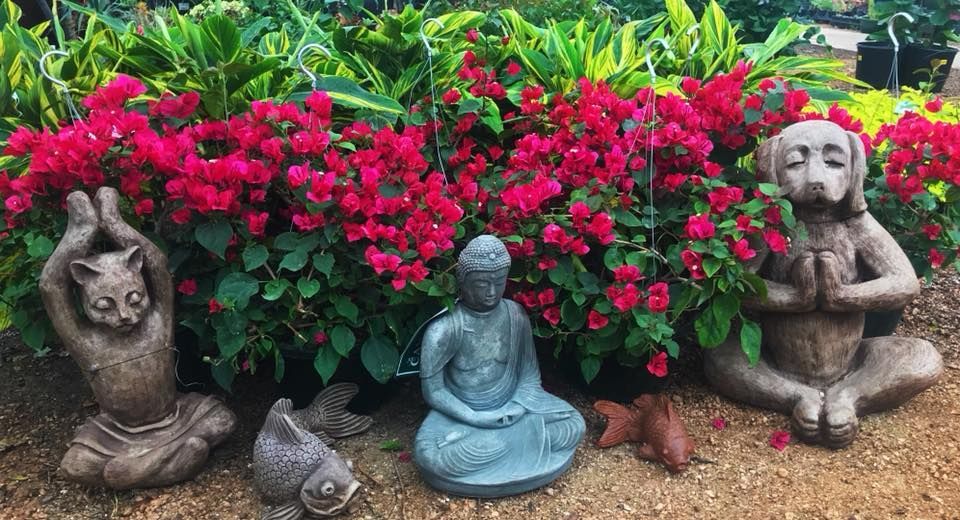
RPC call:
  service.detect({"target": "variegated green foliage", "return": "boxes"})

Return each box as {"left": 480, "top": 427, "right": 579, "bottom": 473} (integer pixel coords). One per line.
{"left": 499, "top": 0, "right": 863, "bottom": 104}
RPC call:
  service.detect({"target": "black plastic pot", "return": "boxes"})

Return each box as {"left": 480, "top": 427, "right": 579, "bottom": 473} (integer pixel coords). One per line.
{"left": 862, "top": 308, "right": 905, "bottom": 339}
{"left": 900, "top": 44, "right": 957, "bottom": 93}
{"left": 856, "top": 41, "right": 899, "bottom": 90}
{"left": 276, "top": 346, "right": 396, "bottom": 413}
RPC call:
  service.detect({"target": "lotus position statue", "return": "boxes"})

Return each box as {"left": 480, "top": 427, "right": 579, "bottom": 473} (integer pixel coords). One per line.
{"left": 704, "top": 121, "right": 942, "bottom": 449}
{"left": 413, "top": 235, "right": 585, "bottom": 497}
{"left": 39, "top": 187, "right": 236, "bottom": 489}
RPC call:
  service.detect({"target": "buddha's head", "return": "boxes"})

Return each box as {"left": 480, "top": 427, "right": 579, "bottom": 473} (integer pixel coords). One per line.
{"left": 457, "top": 235, "right": 511, "bottom": 312}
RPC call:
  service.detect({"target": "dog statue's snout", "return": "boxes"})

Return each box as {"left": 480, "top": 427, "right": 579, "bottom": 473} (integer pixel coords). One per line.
{"left": 809, "top": 181, "right": 825, "bottom": 192}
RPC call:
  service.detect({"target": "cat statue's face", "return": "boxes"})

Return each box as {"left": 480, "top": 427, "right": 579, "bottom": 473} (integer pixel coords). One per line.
{"left": 69, "top": 246, "right": 150, "bottom": 331}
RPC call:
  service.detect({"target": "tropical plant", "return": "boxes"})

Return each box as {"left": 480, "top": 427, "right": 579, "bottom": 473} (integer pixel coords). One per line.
{"left": 496, "top": 0, "right": 861, "bottom": 105}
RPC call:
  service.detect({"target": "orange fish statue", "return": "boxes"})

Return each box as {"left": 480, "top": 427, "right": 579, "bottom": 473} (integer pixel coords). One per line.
{"left": 593, "top": 394, "right": 695, "bottom": 473}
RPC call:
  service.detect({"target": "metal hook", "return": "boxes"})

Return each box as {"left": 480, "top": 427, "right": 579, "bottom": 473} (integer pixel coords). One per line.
{"left": 685, "top": 24, "right": 701, "bottom": 57}
{"left": 40, "top": 50, "right": 70, "bottom": 91}
{"left": 297, "top": 43, "right": 332, "bottom": 89}
{"left": 887, "top": 12, "right": 914, "bottom": 52}
{"left": 419, "top": 17, "right": 445, "bottom": 58}
{"left": 39, "top": 49, "right": 82, "bottom": 123}
{"left": 644, "top": 38, "right": 671, "bottom": 85}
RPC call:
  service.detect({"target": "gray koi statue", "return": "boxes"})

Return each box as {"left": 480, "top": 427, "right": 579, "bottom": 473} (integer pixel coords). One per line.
{"left": 288, "top": 383, "right": 374, "bottom": 445}
{"left": 253, "top": 399, "right": 361, "bottom": 519}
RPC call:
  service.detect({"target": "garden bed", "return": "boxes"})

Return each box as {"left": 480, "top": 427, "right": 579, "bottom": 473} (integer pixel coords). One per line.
{"left": 1, "top": 273, "right": 958, "bottom": 519}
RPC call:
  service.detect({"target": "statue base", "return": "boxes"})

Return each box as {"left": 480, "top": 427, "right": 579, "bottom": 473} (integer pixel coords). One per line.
{"left": 60, "top": 392, "right": 236, "bottom": 489}
{"left": 418, "top": 455, "right": 575, "bottom": 498}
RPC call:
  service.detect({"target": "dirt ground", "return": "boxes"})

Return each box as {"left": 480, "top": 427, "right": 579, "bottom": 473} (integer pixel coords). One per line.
{"left": 3, "top": 54, "right": 960, "bottom": 519}
{"left": 1, "top": 272, "right": 959, "bottom": 520}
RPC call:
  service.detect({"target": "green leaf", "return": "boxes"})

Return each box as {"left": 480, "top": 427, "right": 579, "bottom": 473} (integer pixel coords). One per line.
{"left": 560, "top": 299, "right": 586, "bottom": 330}
{"left": 379, "top": 438, "right": 404, "bottom": 451}
{"left": 603, "top": 248, "right": 623, "bottom": 270}
{"left": 313, "top": 347, "right": 341, "bottom": 385}
{"left": 212, "top": 310, "right": 248, "bottom": 357}
{"left": 333, "top": 295, "right": 359, "bottom": 322}
{"left": 21, "top": 321, "right": 45, "bottom": 350}
{"left": 330, "top": 325, "right": 356, "bottom": 357}
{"left": 695, "top": 308, "right": 729, "bottom": 348}
{"left": 273, "top": 351, "right": 285, "bottom": 382}
{"left": 279, "top": 249, "right": 309, "bottom": 272}
{"left": 580, "top": 356, "right": 602, "bottom": 383}
{"left": 361, "top": 334, "right": 399, "bottom": 384}
{"left": 242, "top": 245, "right": 269, "bottom": 271}
{"left": 262, "top": 279, "right": 291, "bottom": 301}
{"left": 713, "top": 292, "right": 740, "bottom": 323}
{"left": 313, "top": 253, "right": 335, "bottom": 277}
{"left": 297, "top": 277, "right": 321, "bottom": 298}
{"left": 664, "top": 338, "right": 680, "bottom": 359}
{"left": 26, "top": 236, "right": 54, "bottom": 258}
{"left": 703, "top": 257, "right": 722, "bottom": 277}
{"left": 274, "top": 232, "right": 300, "bottom": 251}
{"left": 211, "top": 358, "right": 236, "bottom": 392}
{"left": 196, "top": 221, "right": 232, "bottom": 259}
{"left": 216, "top": 273, "right": 259, "bottom": 310}
{"left": 548, "top": 257, "right": 573, "bottom": 285}
{"left": 304, "top": 75, "right": 406, "bottom": 114}
{"left": 740, "top": 318, "right": 762, "bottom": 366}
{"left": 200, "top": 14, "right": 242, "bottom": 63}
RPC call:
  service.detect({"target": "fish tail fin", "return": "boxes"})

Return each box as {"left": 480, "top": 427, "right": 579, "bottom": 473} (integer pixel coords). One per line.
{"left": 593, "top": 400, "right": 633, "bottom": 448}
{"left": 309, "top": 383, "right": 373, "bottom": 438}
{"left": 262, "top": 501, "right": 305, "bottom": 520}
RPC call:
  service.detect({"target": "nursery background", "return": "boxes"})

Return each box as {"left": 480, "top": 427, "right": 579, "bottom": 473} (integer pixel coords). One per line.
{"left": 0, "top": 0, "right": 959, "bottom": 517}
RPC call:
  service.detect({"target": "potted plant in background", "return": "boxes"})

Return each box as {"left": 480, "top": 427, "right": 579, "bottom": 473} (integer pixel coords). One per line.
{"left": 859, "top": 0, "right": 960, "bottom": 92}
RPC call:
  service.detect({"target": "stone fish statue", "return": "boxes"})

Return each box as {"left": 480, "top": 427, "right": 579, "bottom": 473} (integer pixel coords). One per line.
{"left": 412, "top": 235, "right": 585, "bottom": 497}
{"left": 593, "top": 395, "right": 695, "bottom": 473}
{"left": 38, "top": 187, "right": 236, "bottom": 489}
{"left": 704, "top": 120, "right": 943, "bottom": 449}
{"left": 288, "top": 382, "right": 374, "bottom": 446}
{"left": 253, "top": 399, "right": 361, "bottom": 519}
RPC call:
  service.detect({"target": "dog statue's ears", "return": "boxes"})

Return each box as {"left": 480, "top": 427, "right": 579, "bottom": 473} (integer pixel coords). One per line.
{"left": 845, "top": 131, "right": 868, "bottom": 214}
{"left": 755, "top": 134, "right": 782, "bottom": 186}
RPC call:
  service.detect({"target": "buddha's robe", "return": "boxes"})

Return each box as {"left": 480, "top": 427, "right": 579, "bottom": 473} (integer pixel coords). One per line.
{"left": 414, "top": 300, "right": 584, "bottom": 497}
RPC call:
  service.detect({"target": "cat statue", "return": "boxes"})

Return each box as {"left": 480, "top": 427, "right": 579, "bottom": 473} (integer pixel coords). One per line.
{"left": 38, "top": 187, "right": 236, "bottom": 489}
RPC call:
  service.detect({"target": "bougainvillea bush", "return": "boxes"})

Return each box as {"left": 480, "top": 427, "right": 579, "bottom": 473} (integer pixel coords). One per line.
{"left": 0, "top": 58, "right": 937, "bottom": 387}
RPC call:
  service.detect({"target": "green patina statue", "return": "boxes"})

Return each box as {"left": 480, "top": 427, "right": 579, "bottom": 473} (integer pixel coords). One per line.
{"left": 412, "top": 235, "right": 585, "bottom": 497}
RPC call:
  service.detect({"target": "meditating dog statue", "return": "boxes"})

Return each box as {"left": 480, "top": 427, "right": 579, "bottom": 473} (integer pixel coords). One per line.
{"left": 704, "top": 120, "right": 942, "bottom": 449}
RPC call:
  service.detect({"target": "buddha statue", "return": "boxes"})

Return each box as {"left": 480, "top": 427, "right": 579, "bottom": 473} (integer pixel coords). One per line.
{"left": 412, "top": 235, "right": 585, "bottom": 497}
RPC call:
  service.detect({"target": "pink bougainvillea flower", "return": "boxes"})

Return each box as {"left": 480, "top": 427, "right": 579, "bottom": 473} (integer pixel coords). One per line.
{"left": 762, "top": 228, "right": 789, "bottom": 254}
{"left": 646, "top": 351, "right": 668, "bottom": 377}
{"left": 769, "top": 430, "right": 791, "bottom": 451}
{"left": 243, "top": 211, "right": 268, "bottom": 237}
{"left": 681, "top": 249, "right": 705, "bottom": 280}
{"left": 465, "top": 28, "right": 479, "bottom": 43}
{"left": 313, "top": 331, "right": 328, "bottom": 344}
{"left": 441, "top": 88, "right": 461, "bottom": 104}
{"left": 730, "top": 238, "right": 756, "bottom": 261}
{"left": 542, "top": 306, "right": 561, "bottom": 326}
{"left": 929, "top": 248, "right": 946, "bottom": 269}
{"left": 712, "top": 417, "right": 727, "bottom": 430}
{"left": 684, "top": 214, "right": 715, "bottom": 240}
{"left": 148, "top": 91, "right": 201, "bottom": 119}
{"left": 606, "top": 283, "right": 640, "bottom": 312}
{"left": 922, "top": 224, "right": 942, "bottom": 240}
{"left": 736, "top": 215, "right": 760, "bottom": 234}
{"left": 506, "top": 61, "right": 522, "bottom": 76}
{"left": 587, "top": 310, "right": 609, "bottom": 330}
{"left": 397, "top": 451, "right": 412, "bottom": 463}
{"left": 208, "top": 298, "right": 224, "bottom": 314}
{"left": 177, "top": 279, "right": 197, "bottom": 296}
{"left": 613, "top": 264, "right": 641, "bottom": 283}
{"left": 925, "top": 96, "right": 943, "bottom": 113}
{"left": 646, "top": 282, "right": 670, "bottom": 313}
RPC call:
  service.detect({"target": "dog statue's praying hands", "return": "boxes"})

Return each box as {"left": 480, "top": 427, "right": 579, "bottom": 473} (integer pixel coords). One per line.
{"left": 704, "top": 120, "right": 942, "bottom": 449}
